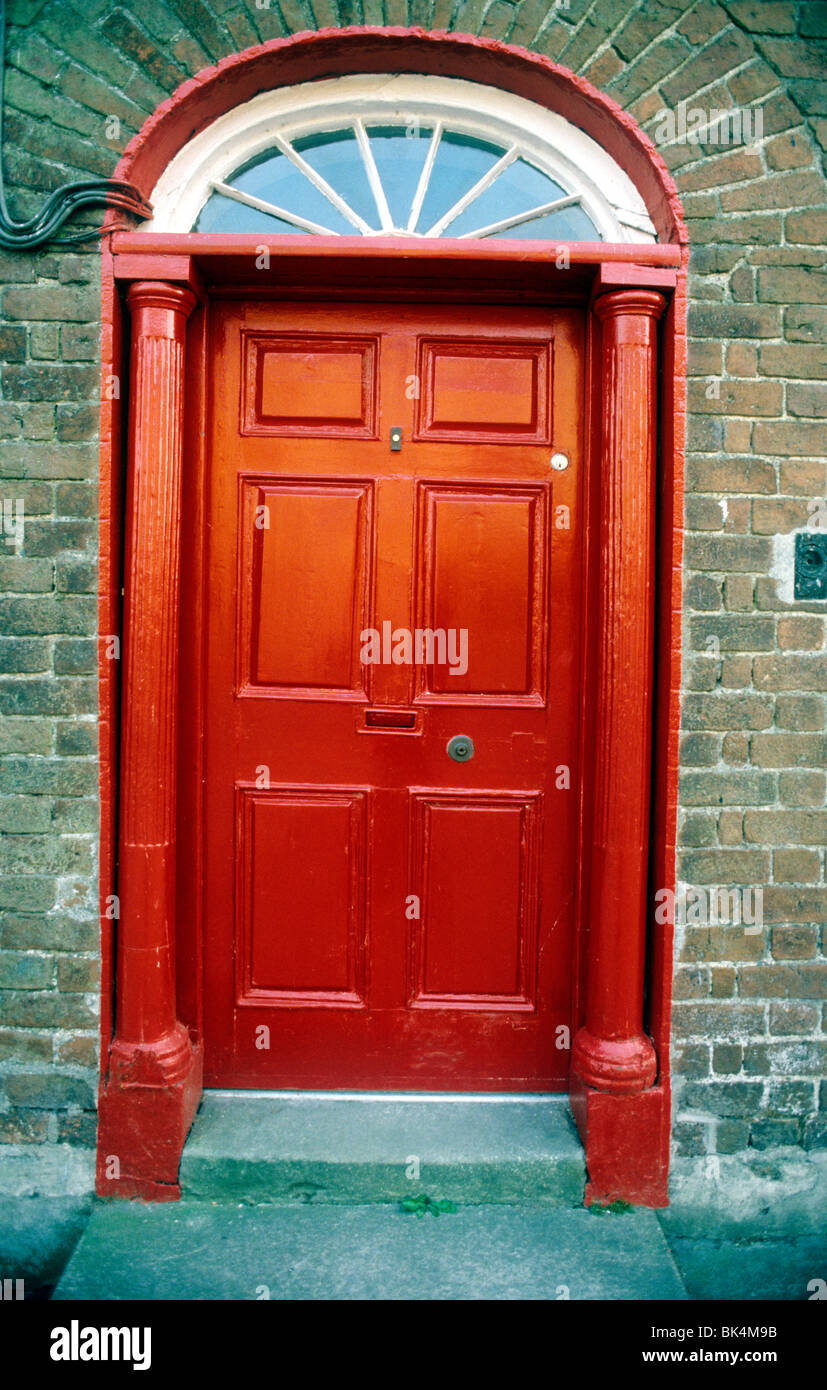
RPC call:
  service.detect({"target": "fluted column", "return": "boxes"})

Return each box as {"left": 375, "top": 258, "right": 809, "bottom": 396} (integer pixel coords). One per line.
{"left": 572, "top": 290, "right": 665, "bottom": 1095}
{"left": 98, "top": 280, "right": 202, "bottom": 1199}
{"left": 110, "top": 280, "right": 195, "bottom": 1079}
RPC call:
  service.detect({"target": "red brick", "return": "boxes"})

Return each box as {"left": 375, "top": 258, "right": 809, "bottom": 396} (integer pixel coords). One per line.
{"left": 754, "top": 421, "right": 827, "bottom": 457}
{"left": 759, "top": 344, "right": 827, "bottom": 380}
{"left": 744, "top": 810, "right": 827, "bottom": 845}
{"left": 724, "top": 575, "right": 754, "bottom": 611}
{"left": 0, "top": 1108, "right": 49, "bottom": 1143}
{"left": 683, "top": 694, "right": 773, "bottom": 730}
{"left": 766, "top": 132, "right": 816, "bottom": 170}
{"left": 777, "top": 616, "right": 824, "bottom": 650}
{"left": 686, "top": 457, "right": 775, "bottom": 494}
{"left": 673, "top": 1002, "right": 766, "bottom": 1037}
{"left": 726, "top": 342, "right": 758, "bottom": 376}
{"left": 725, "top": 2, "right": 796, "bottom": 33}
{"left": 788, "top": 382, "right": 827, "bottom": 416}
{"left": 778, "top": 770, "right": 826, "bottom": 805}
{"left": 710, "top": 966, "right": 737, "bottom": 997}
{"left": 55, "top": 1034, "right": 98, "bottom": 1067}
{"left": 779, "top": 460, "right": 827, "bottom": 492}
{"left": 775, "top": 694, "right": 825, "bottom": 729}
{"left": 772, "top": 925, "right": 819, "bottom": 960}
{"left": 762, "top": 887, "right": 827, "bottom": 922}
{"left": 738, "top": 963, "right": 825, "bottom": 998}
{"left": 773, "top": 849, "right": 821, "bottom": 883}
{"left": 722, "top": 732, "right": 750, "bottom": 763}
{"left": 786, "top": 208, "right": 827, "bottom": 242}
{"left": 679, "top": 147, "right": 764, "bottom": 193}
{"left": 688, "top": 379, "right": 782, "bottom": 416}
{"left": 753, "top": 653, "right": 827, "bottom": 691}
{"left": 750, "top": 732, "right": 827, "bottom": 766}
{"left": 769, "top": 1001, "right": 820, "bottom": 1034}
{"left": 756, "top": 265, "right": 827, "bottom": 303}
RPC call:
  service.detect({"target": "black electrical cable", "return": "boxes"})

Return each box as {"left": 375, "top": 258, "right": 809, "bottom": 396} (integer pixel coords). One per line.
{"left": 0, "top": 0, "right": 152, "bottom": 249}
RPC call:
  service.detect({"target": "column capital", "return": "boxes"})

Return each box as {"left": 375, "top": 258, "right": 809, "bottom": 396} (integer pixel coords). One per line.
{"left": 593, "top": 288, "right": 666, "bottom": 323}
{"left": 126, "top": 279, "right": 197, "bottom": 324}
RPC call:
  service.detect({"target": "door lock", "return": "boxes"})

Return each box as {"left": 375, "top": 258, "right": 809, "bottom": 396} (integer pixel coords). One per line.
{"left": 446, "top": 735, "right": 474, "bottom": 763}
{"left": 550, "top": 452, "right": 569, "bottom": 471}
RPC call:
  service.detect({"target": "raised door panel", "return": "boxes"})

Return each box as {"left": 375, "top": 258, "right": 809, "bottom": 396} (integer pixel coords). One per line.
{"left": 409, "top": 792, "right": 541, "bottom": 1009}
{"left": 236, "top": 785, "right": 368, "bottom": 1008}
{"left": 414, "top": 482, "right": 547, "bottom": 703}
{"left": 242, "top": 332, "right": 378, "bottom": 437}
{"left": 415, "top": 337, "right": 551, "bottom": 444}
{"left": 237, "top": 476, "right": 374, "bottom": 698}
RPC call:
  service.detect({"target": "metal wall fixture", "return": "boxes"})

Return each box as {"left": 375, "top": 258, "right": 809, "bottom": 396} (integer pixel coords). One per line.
{"left": 0, "top": 0, "right": 151, "bottom": 249}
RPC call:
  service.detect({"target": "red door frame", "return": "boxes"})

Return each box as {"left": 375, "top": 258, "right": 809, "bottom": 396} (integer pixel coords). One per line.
{"left": 95, "top": 29, "right": 687, "bottom": 1205}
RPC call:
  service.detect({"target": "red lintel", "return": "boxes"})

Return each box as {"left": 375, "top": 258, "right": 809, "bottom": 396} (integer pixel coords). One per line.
{"left": 110, "top": 232, "right": 682, "bottom": 268}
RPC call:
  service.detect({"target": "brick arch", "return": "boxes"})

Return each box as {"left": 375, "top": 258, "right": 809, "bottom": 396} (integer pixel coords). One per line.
{"left": 110, "top": 27, "right": 687, "bottom": 244}
{"left": 6, "top": 3, "right": 823, "bottom": 203}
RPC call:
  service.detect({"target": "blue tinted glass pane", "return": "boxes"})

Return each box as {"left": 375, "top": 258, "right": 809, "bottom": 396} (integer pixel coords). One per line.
{"left": 293, "top": 130, "right": 378, "bottom": 228}
{"left": 195, "top": 190, "right": 302, "bottom": 234}
{"left": 447, "top": 158, "right": 567, "bottom": 236}
{"left": 229, "top": 148, "right": 353, "bottom": 233}
{"left": 365, "top": 124, "right": 433, "bottom": 230}
{"left": 488, "top": 202, "right": 600, "bottom": 240}
{"left": 416, "top": 131, "right": 505, "bottom": 233}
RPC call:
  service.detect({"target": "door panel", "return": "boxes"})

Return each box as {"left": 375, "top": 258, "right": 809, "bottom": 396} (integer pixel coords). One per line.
{"left": 415, "top": 483, "right": 546, "bottom": 700}
{"left": 236, "top": 784, "right": 368, "bottom": 1006}
{"left": 243, "top": 333, "right": 378, "bottom": 436}
{"left": 199, "top": 299, "right": 584, "bottom": 1090}
{"left": 410, "top": 791, "right": 540, "bottom": 1007}
{"left": 238, "top": 477, "right": 374, "bottom": 696}
{"left": 416, "top": 338, "right": 550, "bottom": 441}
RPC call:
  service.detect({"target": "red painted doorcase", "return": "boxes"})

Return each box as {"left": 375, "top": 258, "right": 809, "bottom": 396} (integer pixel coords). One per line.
{"left": 196, "top": 299, "right": 584, "bottom": 1090}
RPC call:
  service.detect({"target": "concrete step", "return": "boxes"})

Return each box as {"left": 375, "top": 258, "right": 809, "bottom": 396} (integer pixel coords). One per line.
{"left": 180, "top": 1091, "right": 587, "bottom": 1206}
{"left": 53, "top": 1200, "right": 687, "bottom": 1300}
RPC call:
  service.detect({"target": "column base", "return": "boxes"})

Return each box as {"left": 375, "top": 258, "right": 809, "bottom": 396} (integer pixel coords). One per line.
{"left": 570, "top": 1071, "right": 670, "bottom": 1208}
{"left": 96, "top": 1031, "right": 203, "bottom": 1200}
{"left": 572, "top": 1026, "right": 657, "bottom": 1094}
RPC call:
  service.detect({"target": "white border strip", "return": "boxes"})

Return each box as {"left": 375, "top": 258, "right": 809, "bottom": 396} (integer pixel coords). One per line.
{"left": 207, "top": 1089, "right": 565, "bottom": 1103}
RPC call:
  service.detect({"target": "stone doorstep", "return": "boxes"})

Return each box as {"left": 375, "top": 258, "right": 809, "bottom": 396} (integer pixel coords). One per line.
{"left": 52, "top": 1090, "right": 689, "bottom": 1301}
{"left": 179, "top": 1091, "right": 587, "bottom": 1206}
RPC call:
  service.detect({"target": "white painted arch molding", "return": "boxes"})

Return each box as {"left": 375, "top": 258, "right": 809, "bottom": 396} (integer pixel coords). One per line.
{"left": 145, "top": 74, "right": 658, "bottom": 242}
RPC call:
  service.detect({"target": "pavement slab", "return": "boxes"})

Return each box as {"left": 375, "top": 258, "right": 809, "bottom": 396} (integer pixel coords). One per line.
{"left": 53, "top": 1200, "right": 687, "bottom": 1301}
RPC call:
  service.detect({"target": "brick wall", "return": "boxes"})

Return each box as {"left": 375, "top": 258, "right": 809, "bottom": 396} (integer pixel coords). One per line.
{"left": 0, "top": 0, "right": 824, "bottom": 1181}
{"left": 0, "top": 242, "right": 100, "bottom": 1159}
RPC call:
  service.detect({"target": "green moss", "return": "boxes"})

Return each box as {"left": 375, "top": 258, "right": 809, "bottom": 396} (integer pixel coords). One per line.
{"left": 400, "top": 1194, "right": 457, "bottom": 1217}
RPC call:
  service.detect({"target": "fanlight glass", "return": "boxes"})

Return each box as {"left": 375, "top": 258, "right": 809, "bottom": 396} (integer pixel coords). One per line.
{"left": 194, "top": 122, "right": 601, "bottom": 240}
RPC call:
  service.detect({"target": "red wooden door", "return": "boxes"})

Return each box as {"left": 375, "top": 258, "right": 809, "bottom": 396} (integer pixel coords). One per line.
{"left": 198, "top": 299, "right": 584, "bottom": 1089}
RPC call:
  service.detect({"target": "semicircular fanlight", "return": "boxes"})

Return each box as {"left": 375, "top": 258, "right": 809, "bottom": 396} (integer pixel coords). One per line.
{"left": 194, "top": 120, "right": 601, "bottom": 241}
